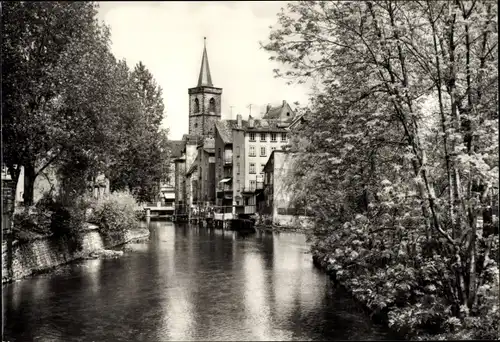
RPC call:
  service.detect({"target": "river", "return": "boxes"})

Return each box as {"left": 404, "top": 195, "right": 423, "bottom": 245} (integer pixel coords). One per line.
{"left": 2, "top": 221, "right": 397, "bottom": 341}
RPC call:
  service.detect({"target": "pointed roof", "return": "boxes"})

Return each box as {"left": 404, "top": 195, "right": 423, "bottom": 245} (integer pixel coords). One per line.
{"left": 197, "top": 37, "right": 213, "bottom": 87}
{"left": 262, "top": 100, "right": 296, "bottom": 122}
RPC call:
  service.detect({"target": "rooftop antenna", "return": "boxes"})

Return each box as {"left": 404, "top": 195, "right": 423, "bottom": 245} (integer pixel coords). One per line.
{"left": 247, "top": 104, "right": 253, "bottom": 117}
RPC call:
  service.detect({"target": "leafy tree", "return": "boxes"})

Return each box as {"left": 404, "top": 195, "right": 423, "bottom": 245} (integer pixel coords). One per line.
{"left": 264, "top": 1, "right": 498, "bottom": 338}
{"left": 2, "top": 2, "right": 170, "bottom": 206}
{"left": 1, "top": 1, "right": 117, "bottom": 205}
{"left": 108, "top": 61, "right": 169, "bottom": 203}
{"left": 131, "top": 61, "right": 164, "bottom": 130}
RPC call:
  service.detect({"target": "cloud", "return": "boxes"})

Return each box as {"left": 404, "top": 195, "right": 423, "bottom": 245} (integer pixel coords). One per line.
{"left": 97, "top": 1, "right": 310, "bottom": 139}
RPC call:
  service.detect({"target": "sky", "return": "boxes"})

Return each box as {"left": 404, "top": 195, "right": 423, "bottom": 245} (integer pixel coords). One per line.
{"left": 97, "top": 1, "right": 311, "bottom": 140}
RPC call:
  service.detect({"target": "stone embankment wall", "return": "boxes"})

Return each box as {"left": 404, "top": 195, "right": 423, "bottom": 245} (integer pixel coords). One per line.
{"left": 2, "top": 225, "right": 149, "bottom": 284}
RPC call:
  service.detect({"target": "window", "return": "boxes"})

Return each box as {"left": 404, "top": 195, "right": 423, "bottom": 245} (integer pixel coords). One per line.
{"left": 260, "top": 146, "right": 266, "bottom": 157}
{"left": 236, "top": 162, "right": 240, "bottom": 174}
{"left": 271, "top": 147, "right": 277, "bottom": 152}
{"left": 194, "top": 98, "right": 200, "bottom": 113}
{"left": 249, "top": 133, "right": 256, "bottom": 141}
{"left": 281, "top": 133, "right": 287, "bottom": 142}
{"left": 271, "top": 133, "right": 277, "bottom": 142}
{"left": 218, "top": 148, "right": 221, "bottom": 158}
{"left": 261, "top": 164, "right": 266, "bottom": 174}
{"left": 250, "top": 180, "right": 256, "bottom": 190}
{"left": 260, "top": 133, "right": 266, "bottom": 141}
{"left": 249, "top": 146, "right": 256, "bottom": 157}
{"left": 209, "top": 98, "right": 216, "bottom": 113}
{"left": 249, "top": 163, "right": 256, "bottom": 174}
{"left": 236, "top": 146, "right": 240, "bottom": 158}
{"left": 237, "top": 179, "right": 240, "bottom": 192}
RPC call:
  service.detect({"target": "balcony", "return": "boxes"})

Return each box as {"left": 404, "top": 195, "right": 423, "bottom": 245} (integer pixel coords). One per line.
{"left": 216, "top": 185, "right": 233, "bottom": 193}
{"left": 224, "top": 157, "right": 232, "bottom": 165}
{"left": 242, "top": 182, "right": 264, "bottom": 193}
{"left": 244, "top": 205, "right": 256, "bottom": 214}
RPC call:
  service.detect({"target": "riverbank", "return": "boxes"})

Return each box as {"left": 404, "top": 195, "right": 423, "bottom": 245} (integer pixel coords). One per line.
{"left": 312, "top": 250, "right": 405, "bottom": 338}
{"left": 311, "top": 247, "right": 499, "bottom": 341}
{"left": 254, "top": 224, "right": 310, "bottom": 234}
{"left": 2, "top": 225, "right": 149, "bottom": 285}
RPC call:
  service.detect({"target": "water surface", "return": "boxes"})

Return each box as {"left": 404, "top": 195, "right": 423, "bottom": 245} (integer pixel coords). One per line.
{"left": 3, "top": 221, "right": 396, "bottom": 341}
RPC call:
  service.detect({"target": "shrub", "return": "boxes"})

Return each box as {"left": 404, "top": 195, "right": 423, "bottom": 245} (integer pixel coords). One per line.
{"left": 11, "top": 193, "right": 91, "bottom": 249}
{"left": 12, "top": 193, "right": 55, "bottom": 241}
{"left": 12, "top": 206, "right": 52, "bottom": 238}
{"left": 91, "top": 191, "right": 140, "bottom": 234}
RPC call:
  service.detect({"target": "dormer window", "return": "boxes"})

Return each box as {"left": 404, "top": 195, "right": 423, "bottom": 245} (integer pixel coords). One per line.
{"left": 286, "top": 112, "right": 290, "bottom": 116}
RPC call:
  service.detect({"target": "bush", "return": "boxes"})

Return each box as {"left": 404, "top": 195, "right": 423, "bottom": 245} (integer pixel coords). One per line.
{"left": 12, "top": 206, "right": 52, "bottom": 239}
{"left": 12, "top": 193, "right": 56, "bottom": 241}
{"left": 11, "top": 193, "right": 91, "bottom": 250}
{"left": 90, "top": 191, "right": 140, "bottom": 234}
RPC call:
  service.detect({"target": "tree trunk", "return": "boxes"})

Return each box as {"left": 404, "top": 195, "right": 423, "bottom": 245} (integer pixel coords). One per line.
{"left": 23, "top": 162, "right": 37, "bottom": 207}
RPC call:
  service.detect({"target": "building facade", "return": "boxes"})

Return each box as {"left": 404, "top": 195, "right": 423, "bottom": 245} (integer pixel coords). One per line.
{"left": 259, "top": 150, "right": 313, "bottom": 228}
{"left": 195, "top": 137, "right": 216, "bottom": 206}
{"left": 231, "top": 108, "right": 296, "bottom": 215}
{"left": 214, "top": 120, "right": 241, "bottom": 214}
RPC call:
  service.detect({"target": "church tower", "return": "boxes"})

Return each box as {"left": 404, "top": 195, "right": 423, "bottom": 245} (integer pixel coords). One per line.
{"left": 188, "top": 38, "right": 222, "bottom": 137}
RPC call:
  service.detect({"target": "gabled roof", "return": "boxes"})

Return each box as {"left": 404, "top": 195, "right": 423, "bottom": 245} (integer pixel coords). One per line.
{"left": 289, "top": 112, "right": 306, "bottom": 130}
{"left": 215, "top": 120, "right": 248, "bottom": 144}
{"left": 167, "top": 140, "right": 186, "bottom": 158}
{"left": 262, "top": 100, "right": 296, "bottom": 122}
{"left": 242, "top": 118, "right": 289, "bottom": 133}
{"left": 186, "top": 162, "right": 198, "bottom": 176}
{"left": 200, "top": 136, "right": 215, "bottom": 149}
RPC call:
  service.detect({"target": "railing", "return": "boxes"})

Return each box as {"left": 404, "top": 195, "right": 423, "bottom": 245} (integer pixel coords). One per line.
{"left": 244, "top": 205, "right": 256, "bottom": 214}
{"left": 242, "top": 182, "right": 263, "bottom": 193}
{"left": 144, "top": 202, "right": 175, "bottom": 210}
{"left": 214, "top": 213, "right": 234, "bottom": 220}
{"left": 216, "top": 184, "right": 232, "bottom": 192}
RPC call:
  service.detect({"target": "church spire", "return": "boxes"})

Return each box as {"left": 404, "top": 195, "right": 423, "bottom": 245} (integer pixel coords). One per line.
{"left": 197, "top": 37, "right": 213, "bottom": 87}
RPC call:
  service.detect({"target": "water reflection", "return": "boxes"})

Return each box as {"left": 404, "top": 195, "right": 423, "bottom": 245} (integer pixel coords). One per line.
{"left": 3, "top": 222, "right": 397, "bottom": 341}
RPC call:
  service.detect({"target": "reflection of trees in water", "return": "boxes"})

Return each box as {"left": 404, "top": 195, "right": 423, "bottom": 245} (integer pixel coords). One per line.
{"left": 4, "top": 223, "right": 396, "bottom": 341}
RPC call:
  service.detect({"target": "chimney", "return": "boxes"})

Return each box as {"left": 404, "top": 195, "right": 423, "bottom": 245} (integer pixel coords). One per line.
{"left": 248, "top": 115, "right": 254, "bottom": 128}
{"left": 237, "top": 114, "right": 242, "bottom": 128}
{"left": 282, "top": 100, "right": 286, "bottom": 107}
{"left": 266, "top": 104, "right": 272, "bottom": 113}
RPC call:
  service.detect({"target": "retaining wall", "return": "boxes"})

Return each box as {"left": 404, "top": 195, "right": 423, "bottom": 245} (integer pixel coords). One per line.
{"left": 2, "top": 225, "right": 149, "bottom": 284}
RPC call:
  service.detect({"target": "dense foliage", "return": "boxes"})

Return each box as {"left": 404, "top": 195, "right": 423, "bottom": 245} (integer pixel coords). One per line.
{"left": 12, "top": 193, "right": 90, "bottom": 251}
{"left": 90, "top": 191, "right": 141, "bottom": 234}
{"left": 264, "top": 1, "right": 498, "bottom": 339}
{"left": 2, "top": 1, "right": 170, "bottom": 205}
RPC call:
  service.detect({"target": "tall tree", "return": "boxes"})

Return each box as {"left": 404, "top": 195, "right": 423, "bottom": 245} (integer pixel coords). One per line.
{"left": 109, "top": 61, "right": 169, "bottom": 203}
{"left": 1, "top": 1, "right": 117, "bottom": 205}
{"left": 264, "top": 0, "right": 498, "bottom": 337}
